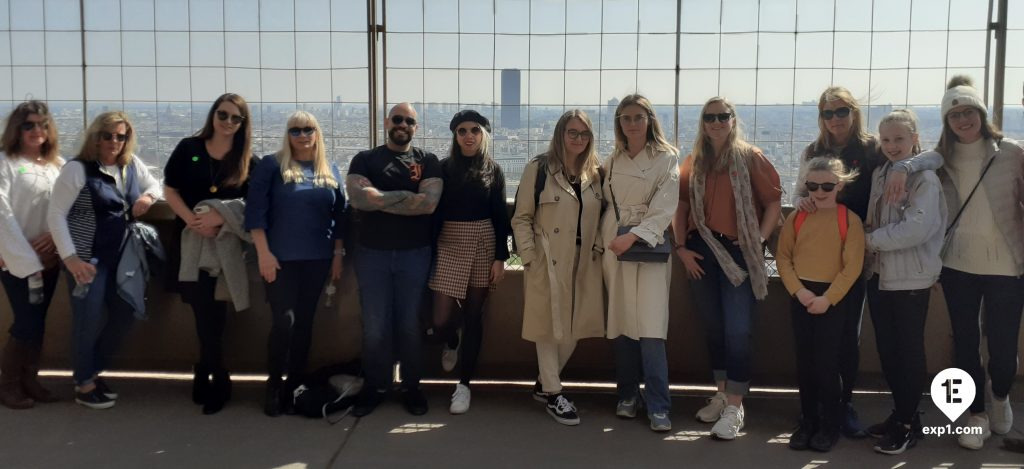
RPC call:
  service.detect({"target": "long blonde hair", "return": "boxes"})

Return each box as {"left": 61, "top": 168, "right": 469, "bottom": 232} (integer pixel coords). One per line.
{"left": 690, "top": 96, "right": 750, "bottom": 174}
{"left": 613, "top": 94, "right": 677, "bottom": 155}
{"left": 541, "top": 109, "right": 601, "bottom": 180}
{"left": 78, "top": 111, "right": 136, "bottom": 166}
{"left": 806, "top": 86, "right": 871, "bottom": 157}
{"left": 275, "top": 110, "right": 338, "bottom": 189}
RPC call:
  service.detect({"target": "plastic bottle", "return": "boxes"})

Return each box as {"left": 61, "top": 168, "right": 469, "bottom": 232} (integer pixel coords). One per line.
{"left": 324, "top": 284, "right": 337, "bottom": 307}
{"left": 27, "top": 272, "right": 44, "bottom": 305}
{"left": 71, "top": 258, "right": 100, "bottom": 299}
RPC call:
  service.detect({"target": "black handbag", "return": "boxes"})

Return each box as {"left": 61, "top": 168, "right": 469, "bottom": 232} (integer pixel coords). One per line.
{"left": 608, "top": 158, "right": 671, "bottom": 263}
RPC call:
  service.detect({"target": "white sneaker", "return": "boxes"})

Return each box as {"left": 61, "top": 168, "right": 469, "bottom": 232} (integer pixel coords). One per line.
{"left": 696, "top": 391, "right": 727, "bottom": 423}
{"left": 958, "top": 414, "right": 992, "bottom": 450}
{"left": 449, "top": 383, "right": 470, "bottom": 415}
{"left": 441, "top": 329, "right": 461, "bottom": 373}
{"left": 990, "top": 394, "right": 1013, "bottom": 435}
{"left": 711, "top": 405, "right": 745, "bottom": 440}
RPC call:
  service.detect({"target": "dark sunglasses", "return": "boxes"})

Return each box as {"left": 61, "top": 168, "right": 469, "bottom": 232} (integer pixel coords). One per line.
{"left": 456, "top": 126, "right": 482, "bottom": 137}
{"left": 100, "top": 131, "right": 128, "bottom": 142}
{"left": 702, "top": 113, "right": 733, "bottom": 123}
{"left": 566, "top": 129, "right": 593, "bottom": 140}
{"left": 19, "top": 121, "right": 48, "bottom": 132}
{"left": 287, "top": 127, "right": 316, "bottom": 137}
{"left": 805, "top": 181, "right": 837, "bottom": 193}
{"left": 215, "top": 110, "right": 245, "bottom": 125}
{"left": 820, "top": 107, "right": 851, "bottom": 120}
{"left": 391, "top": 115, "right": 417, "bottom": 126}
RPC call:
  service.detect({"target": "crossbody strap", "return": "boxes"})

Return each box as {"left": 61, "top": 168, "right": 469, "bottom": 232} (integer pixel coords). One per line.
{"left": 946, "top": 147, "right": 998, "bottom": 237}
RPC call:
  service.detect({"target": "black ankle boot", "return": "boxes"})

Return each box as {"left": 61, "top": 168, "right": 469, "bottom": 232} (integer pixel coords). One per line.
{"left": 203, "top": 369, "right": 231, "bottom": 415}
{"left": 191, "top": 363, "right": 210, "bottom": 405}
{"left": 264, "top": 379, "right": 282, "bottom": 417}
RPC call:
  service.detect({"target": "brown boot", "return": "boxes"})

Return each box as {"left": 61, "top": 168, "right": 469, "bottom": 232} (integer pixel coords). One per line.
{"left": 0, "top": 339, "right": 34, "bottom": 409}
{"left": 19, "top": 340, "right": 57, "bottom": 403}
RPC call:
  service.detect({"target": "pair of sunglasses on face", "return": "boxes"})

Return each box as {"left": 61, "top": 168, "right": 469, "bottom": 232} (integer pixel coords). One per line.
{"left": 457, "top": 126, "right": 482, "bottom": 137}
{"left": 820, "top": 107, "right": 851, "bottom": 120}
{"left": 20, "top": 121, "right": 48, "bottom": 132}
{"left": 216, "top": 110, "right": 245, "bottom": 125}
{"left": 100, "top": 131, "right": 128, "bottom": 142}
{"left": 702, "top": 113, "right": 733, "bottom": 123}
{"left": 805, "top": 181, "right": 837, "bottom": 192}
{"left": 391, "top": 115, "right": 417, "bottom": 126}
{"left": 288, "top": 127, "right": 317, "bottom": 137}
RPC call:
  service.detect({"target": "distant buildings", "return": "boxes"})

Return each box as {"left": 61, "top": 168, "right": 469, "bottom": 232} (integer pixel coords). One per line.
{"left": 501, "top": 69, "right": 521, "bottom": 130}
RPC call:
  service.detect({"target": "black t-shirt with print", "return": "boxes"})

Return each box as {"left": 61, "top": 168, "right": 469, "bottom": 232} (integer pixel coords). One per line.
{"left": 347, "top": 145, "right": 441, "bottom": 250}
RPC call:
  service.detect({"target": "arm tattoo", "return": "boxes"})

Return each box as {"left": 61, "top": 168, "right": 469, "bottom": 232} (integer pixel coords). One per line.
{"left": 345, "top": 174, "right": 413, "bottom": 211}
{"left": 381, "top": 177, "right": 443, "bottom": 216}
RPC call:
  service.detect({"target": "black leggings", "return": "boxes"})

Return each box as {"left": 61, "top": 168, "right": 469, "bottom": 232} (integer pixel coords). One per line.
{"left": 867, "top": 275, "right": 929, "bottom": 425}
{"left": 791, "top": 280, "right": 851, "bottom": 431}
{"left": 184, "top": 271, "right": 228, "bottom": 371}
{"left": 265, "top": 259, "right": 331, "bottom": 383}
{"left": 433, "top": 287, "right": 489, "bottom": 385}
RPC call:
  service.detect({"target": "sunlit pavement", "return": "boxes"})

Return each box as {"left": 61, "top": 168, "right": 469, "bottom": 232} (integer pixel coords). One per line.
{"left": 1, "top": 377, "right": 1021, "bottom": 469}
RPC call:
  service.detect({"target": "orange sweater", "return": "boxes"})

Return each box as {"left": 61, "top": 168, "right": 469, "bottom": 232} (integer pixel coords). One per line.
{"left": 776, "top": 207, "right": 865, "bottom": 305}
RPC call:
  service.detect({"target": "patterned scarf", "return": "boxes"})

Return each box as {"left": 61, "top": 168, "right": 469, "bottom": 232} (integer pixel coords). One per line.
{"left": 689, "top": 147, "right": 769, "bottom": 300}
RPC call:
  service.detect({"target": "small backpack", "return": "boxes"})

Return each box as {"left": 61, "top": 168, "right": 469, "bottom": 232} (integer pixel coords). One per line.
{"left": 793, "top": 204, "right": 849, "bottom": 243}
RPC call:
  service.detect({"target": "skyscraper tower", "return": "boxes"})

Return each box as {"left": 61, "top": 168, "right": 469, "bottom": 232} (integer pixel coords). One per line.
{"left": 501, "top": 69, "right": 521, "bottom": 130}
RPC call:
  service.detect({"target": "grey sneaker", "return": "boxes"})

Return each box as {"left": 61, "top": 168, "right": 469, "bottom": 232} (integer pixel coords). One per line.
{"left": 441, "top": 329, "right": 461, "bottom": 373}
{"left": 616, "top": 397, "right": 639, "bottom": 419}
{"left": 958, "top": 414, "right": 991, "bottom": 450}
{"left": 449, "top": 383, "right": 470, "bottom": 415}
{"left": 696, "top": 391, "right": 727, "bottom": 423}
{"left": 711, "top": 405, "right": 745, "bottom": 440}
{"left": 649, "top": 412, "right": 672, "bottom": 432}
{"left": 991, "top": 394, "right": 1013, "bottom": 435}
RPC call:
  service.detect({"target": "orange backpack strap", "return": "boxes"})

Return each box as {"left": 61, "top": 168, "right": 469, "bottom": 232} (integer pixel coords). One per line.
{"left": 837, "top": 204, "right": 848, "bottom": 243}
{"left": 794, "top": 210, "right": 809, "bottom": 238}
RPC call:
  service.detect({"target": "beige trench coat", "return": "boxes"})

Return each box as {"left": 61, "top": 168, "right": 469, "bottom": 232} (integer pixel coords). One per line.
{"left": 601, "top": 146, "right": 680, "bottom": 340}
{"left": 512, "top": 157, "right": 606, "bottom": 344}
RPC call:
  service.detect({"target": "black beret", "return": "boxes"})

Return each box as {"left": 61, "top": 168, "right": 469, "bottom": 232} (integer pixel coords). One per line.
{"left": 449, "top": 110, "right": 491, "bottom": 134}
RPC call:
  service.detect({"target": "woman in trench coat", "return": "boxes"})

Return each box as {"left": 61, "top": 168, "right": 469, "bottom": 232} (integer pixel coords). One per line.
{"left": 512, "top": 109, "right": 605, "bottom": 427}
{"left": 602, "top": 94, "right": 680, "bottom": 432}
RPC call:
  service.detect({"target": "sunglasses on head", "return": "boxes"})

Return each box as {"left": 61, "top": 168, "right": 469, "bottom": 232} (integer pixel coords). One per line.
{"left": 215, "top": 110, "right": 245, "bottom": 125}
{"left": 805, "top": 181, "right": 837, "bottom": 192}
{"left": 456, "top": 126, "right": 482, "bottom": 137}
{"left": 287, "top": 127, "right": 316, "bottom": 137}
{"left": 391, "top": 115, "right": 417, "bottom": 126}
{"left": 100, "top": 131, "right": 128, "bottom": 143}
{"left": 820, "top": 107, "right": 851, "bottom": 120}
{"left": 702, "top": 113, "right": 733, "bottom": 123}
{"left": 19, "top": 121, "right": 48, "bottom": 132}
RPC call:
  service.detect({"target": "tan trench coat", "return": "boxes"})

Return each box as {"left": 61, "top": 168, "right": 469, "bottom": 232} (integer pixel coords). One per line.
{"left": 601, "top": 146, "right": 680, "bottom": 340}
{"left": 512, "top": 157, "right": 606, "bottom": 344}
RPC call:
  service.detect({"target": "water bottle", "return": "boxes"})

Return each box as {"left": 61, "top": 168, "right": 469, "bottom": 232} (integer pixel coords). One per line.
{"left": 27, "top": 272, "right": 44, "bottom": 305}
{"left": 324, "top": 284, "right": 337, "bottom": 307}
{"left": 72, "top": 258, "right": 99, "bottom": 299}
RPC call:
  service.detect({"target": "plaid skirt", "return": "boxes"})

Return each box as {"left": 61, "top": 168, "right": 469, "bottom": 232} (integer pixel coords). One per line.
{"left": 429, "top": 220, "right": 496, "bottom": 300}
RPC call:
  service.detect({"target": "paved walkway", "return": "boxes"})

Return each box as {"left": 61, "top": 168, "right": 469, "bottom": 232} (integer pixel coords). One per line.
{"left": 0, "top": 377, "right": 1021, "bottom": 468}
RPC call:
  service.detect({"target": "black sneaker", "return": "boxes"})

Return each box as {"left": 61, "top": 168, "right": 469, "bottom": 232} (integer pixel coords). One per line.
{"left": 866, "top": 411, "right": 896, "bottom": 439}
{"left": 810, "top": 428, "right": 840, "bottom": 452}
{"left": 874, "top": 423, "right": 915, "bottom": 455}
{"left": 532, "top": 380, "right": 549, "bottom": 403}
{"left": 94, "top": 377, "right": 118, "bottom": 400}
{"left": 75, "top": 388, "right": 115, "bottom": 410}
{"left": 841, "top": 402, "right": 866, "bottom": 439}
{"left": 402, "top": 388, "right": 429, "bottom": 416}
{"left": 352, "top": 388, "right": 384, "bottom": 417}
{"left": 546, "top": 393, "right": 580, "bottom": 426}
{"left": 263, "top": 379, "right": 282, "bottom": 417}
{"left": 789, "top": 420, "right": 817, "bottom": 451}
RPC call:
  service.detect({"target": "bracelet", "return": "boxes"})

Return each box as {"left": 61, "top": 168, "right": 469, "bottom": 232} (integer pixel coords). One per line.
{"left": 673, "top": 244, "right": 687, "bottom": 252}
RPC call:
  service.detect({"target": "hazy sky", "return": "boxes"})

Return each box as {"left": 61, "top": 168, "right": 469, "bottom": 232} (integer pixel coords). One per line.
{"left": 0, "top": 0, "right": 1019, "bottom": 108}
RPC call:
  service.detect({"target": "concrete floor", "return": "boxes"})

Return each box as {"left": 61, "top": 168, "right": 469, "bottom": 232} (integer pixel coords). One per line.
{"left": 0, "top": 377, "right": 1021, "bottom": 469}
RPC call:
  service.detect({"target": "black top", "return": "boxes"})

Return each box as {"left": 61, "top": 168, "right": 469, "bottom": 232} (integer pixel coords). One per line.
{"left": 802, "top": 135, "right": 881, "bottom": 221}
{"left": 164, "top": 137, "right": 253, "bottom": 209}
{"left": 348, "top": 145, "right": 442, "bottom": 250}
{"left": 570, "top": 180, "right": 582, "bottom": 244}
{"left": 437, "top": 155, "right": 510, "bottom": 260}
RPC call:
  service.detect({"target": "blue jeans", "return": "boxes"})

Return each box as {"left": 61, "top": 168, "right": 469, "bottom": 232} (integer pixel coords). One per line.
{"left": 67, "top": 261, "right": 135, "bottom": 386}
{"left": 354, "top": 245, "right": 432, "bottom": 391}
{"left": 686, "top": 232, "right": 756, "bottom": 396}
{"left": 614, "top": 336, "right": 671, "bottom": 414}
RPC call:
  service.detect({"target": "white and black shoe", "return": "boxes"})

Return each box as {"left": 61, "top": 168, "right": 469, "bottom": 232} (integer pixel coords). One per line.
{"left": 75, "top": 388, "right": 115, "bottom": 410}
{"left": 874, "top": 424, "right": 915, "bottom": 455}
{"left": 532, "top": 380, "right": 549, "bottom": 403}
{"left": 546, "top": 393, "right": 580, "bottom": 426}
{"left": 94, "top": 377, "right": 118, "bottom": 400}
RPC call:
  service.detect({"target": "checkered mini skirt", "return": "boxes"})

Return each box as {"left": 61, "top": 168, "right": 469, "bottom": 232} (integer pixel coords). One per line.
{"left": 429, "top": 219, "right": 496, "bottom": 300}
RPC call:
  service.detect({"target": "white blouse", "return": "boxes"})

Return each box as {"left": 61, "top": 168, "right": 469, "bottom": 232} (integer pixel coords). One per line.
{"left": 0, "top": 153, "right": 64, "bottom": 278}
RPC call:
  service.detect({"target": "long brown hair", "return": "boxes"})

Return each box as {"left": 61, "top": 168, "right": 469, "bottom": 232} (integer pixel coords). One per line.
{"left": 540, "top": 109, "right": 601, "bottom": 181}
{"left": 195, "top": 93, "right": 252, "bottom": 187}
{"left": 612, "top": 94, "right": 676, "bottom": 155}
{"left": 935, "top": 76, "right": 1003, "bottom": 158}
{"left": 806, "top": 86, "right": 871, "bottom": 158}
{"left": 1, "top": 100, "right": 60, "bottom": 165}
{"left": 690, "top": 96, "right": 751, "bottom": 174}
{"left": 78, "top": 111, "right": 136, "bottom": 166}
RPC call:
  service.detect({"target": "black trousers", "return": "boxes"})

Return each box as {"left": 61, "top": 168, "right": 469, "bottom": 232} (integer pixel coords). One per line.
{"left": 866, "top": 275, "right": 929, "bottom": 425}
{"left": 264, "top": 259, "right": 331, "bottom": 382}
{"left": 1, "top": 267, "right": 60, "bottom": 344}
{"left": 791, "top": 280, "right": 850, "bottom": 431}
{"left": 839, "top": 280, "right": 865, "bottom": 404}
{"left": 183, "top": 271, "right": 228, "bottom": 371}
{"left": 940, "top": 267, "right": 1024, "bottom": 413}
